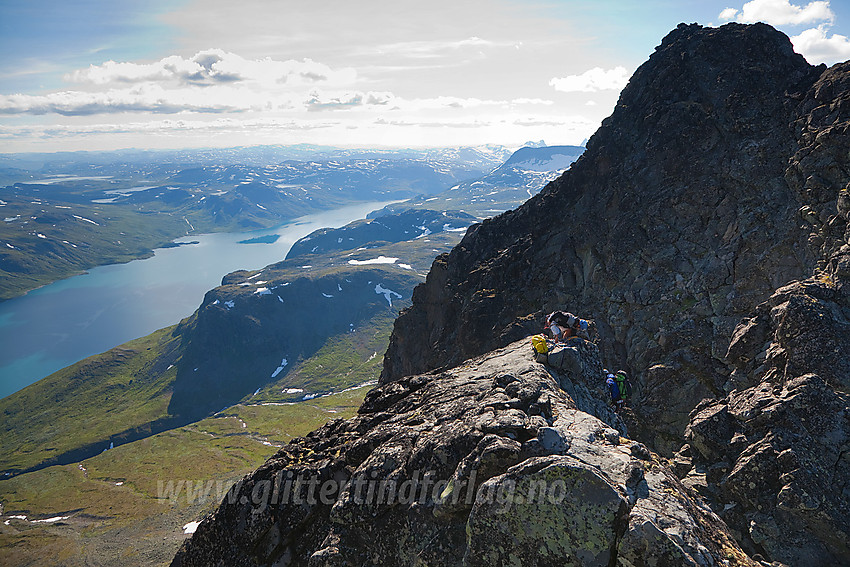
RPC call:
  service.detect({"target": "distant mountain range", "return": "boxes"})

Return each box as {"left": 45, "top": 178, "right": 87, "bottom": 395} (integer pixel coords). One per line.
{"left": 373, "top": 144, "right": 585, "bottom": 218}
{"left": 0, "top": 145, "right": 520, "bottom": 300}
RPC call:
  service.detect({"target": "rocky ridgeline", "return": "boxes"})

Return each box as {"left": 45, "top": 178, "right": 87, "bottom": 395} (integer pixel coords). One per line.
{"left": 381, "top": 22, "right": 822, "bottom": 455}
{"left": 174, "top": 23, "right": 850, "bottom": 566}
{"left": 173, "top": 340, "right": 755, "bottom": 567}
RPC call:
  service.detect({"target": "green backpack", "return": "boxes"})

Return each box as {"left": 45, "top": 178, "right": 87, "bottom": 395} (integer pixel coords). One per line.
{"left": 615, "top": 371, "right": 633, "bottom": 401}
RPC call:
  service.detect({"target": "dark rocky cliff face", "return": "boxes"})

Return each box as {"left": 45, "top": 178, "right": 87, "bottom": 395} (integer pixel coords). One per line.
{"left": 373, "top": 22, "right": 850, "bottom": 566}
{"left": 380, "top": 22, "right": 821, "bottom": 454}
{"left": 678, "top": 60, "right": 850, "bottom": 565}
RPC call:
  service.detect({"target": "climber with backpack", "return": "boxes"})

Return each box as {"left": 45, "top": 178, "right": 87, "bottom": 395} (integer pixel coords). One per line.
{"left": 605, "top": 371, "right": 624, "bottom": 412}
{"left": 545, "top": 310, "right": 591, "bottom": 343}
{"left": 615, "top": 370, "right": 632, "bottom": 405}
{"left": 605, "top": 369, "right": 632, "bottom": 412}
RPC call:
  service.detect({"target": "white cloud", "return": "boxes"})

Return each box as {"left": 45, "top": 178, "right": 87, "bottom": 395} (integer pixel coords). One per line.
{"left": 363, "top": 36, "right": 511, "bottom": 59}
{"left": 373, "top": 117, "right": 489, "bottom": 129}
{"left": 511, "top": 98, "right": 554, "bottom": 106}
{"left": 303, "top": 92, "right": 554, "bottom": 114}
{"left": 0, "top": 85, "right": 559, "bottom": 117}
{"left": 791, "top": 25, "right": 850, "bottom": 63}
{"left": 0, "top": 84, "right": 301, "bottom": 116}
{"left": 0, "top": 117, "right": 338, "bottom": 140}
{"left": 66, "top": 50, "right": 357, "bottom": 88}
{"left": 305, "top": 90, "right": 397, "bottom": 111}
{"left": 549, "top": 66, "right": 630, "bottom": 93}
{"left": 719, "top": 0, "right": 834, "bottom": 25}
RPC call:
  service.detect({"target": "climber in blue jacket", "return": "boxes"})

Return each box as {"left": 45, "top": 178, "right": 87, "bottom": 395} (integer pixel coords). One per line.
{"left": 605, "top": 370, "right": 625, "bottom": 412}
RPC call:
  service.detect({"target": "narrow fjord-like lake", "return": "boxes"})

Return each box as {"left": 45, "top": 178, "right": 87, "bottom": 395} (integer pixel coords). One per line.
{"left": 0, "top": 201, "right": 392, "bottom": 398}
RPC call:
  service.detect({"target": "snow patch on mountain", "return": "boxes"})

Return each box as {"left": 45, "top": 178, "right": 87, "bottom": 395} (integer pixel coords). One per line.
{"left": 348, "top": 256, "right": 399, "bottom": 265}
{"left": 270, "top": 358, "right": 288, "bottom": 378}
{"left": 375, "top": 283, "right": 402, "bottom": 307}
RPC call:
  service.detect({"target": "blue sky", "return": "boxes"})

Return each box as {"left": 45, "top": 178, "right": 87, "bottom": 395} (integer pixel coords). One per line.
{"left": 2, "top": 0, "right": 849, "bottom": 153}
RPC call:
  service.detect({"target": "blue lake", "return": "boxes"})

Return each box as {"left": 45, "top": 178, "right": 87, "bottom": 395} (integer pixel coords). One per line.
{"left": 0, "top": 201, "right": 394, "bottom": 399}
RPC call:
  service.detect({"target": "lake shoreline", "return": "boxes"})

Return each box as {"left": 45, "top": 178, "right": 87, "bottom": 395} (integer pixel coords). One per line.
{"left": 1, "top": 201, "right": 386, "bottom": 304}
{"left": 0, "top": 199, "right": 401, "bottom": 399}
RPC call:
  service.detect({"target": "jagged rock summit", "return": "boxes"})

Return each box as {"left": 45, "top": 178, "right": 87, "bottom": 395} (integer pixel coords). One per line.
{"left": 381, "top": 22, "right": 821, "bottom": 455}
{"left": 375, "top": 21, "right": 850, "bottom": 566}
{"left": 173, "top": 22, "right": 850, "bottom": 567}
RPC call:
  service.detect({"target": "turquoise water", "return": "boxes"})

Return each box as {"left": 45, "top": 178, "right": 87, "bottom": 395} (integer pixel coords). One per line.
{"left": 0, "top": 201, "right": 393, "bottom": 399}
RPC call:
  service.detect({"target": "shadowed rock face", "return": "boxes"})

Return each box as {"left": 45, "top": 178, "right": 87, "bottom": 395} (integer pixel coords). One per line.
{"left": 678, "top": 60, "right": 850, "bottom": 566}
{"left": 380, "top": 23, "right": 822, "bottom": 455}
{"left": 168, "top": 266, "right": 417, "bottom": 418}
{"left": 172, "top": 340, "right": 754, "bottom": 567}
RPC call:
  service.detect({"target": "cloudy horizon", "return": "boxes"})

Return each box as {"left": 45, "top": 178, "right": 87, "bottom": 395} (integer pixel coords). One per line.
{"left": 2, "top": 0, "right": 850, "bottom": 154}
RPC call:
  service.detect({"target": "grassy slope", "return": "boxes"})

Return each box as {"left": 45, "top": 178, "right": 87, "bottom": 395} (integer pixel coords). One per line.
{"left": 0, "top": 327, "right": 182, "bottom": 474}
{"left": 252, "top": 310, "right": 399, "bottom": 402}
{"left": 0, "top": 386, "right": 367, "bottom": 567}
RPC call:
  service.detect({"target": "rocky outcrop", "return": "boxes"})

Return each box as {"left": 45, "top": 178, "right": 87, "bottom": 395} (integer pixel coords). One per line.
{"left": 675, "top": 58, "right": 850, "bottom": 567}
{"left": 680, "top": 274, "right": 850, "bottom": 566}
{"left": 380, "top": 23, "right": 823, "bottom": 456}
{"left": 172, "top": 339, "right": 754, "bottom": 567}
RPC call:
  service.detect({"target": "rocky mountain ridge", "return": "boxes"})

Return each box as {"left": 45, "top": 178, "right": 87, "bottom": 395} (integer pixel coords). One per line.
{"left": 173, "top": 22, "right": 850, "bottom": 566}
{"left": 173, "top": 340, "right": 756, "bottom": 567}
{"left": 381, "top": 22, "right": 821, "bottom": 452}
{"left": 373, "top": 22, "right": 849, "bottom": 565}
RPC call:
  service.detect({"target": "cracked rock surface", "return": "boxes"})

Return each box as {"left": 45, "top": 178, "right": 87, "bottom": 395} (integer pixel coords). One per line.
{"left": 173, "top": 340, "right": 752, "bottom": 567}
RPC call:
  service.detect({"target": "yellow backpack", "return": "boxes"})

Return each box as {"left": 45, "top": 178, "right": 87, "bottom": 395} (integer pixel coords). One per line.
{"left": 531, "top": 334, "right": 549, "bottom": 354}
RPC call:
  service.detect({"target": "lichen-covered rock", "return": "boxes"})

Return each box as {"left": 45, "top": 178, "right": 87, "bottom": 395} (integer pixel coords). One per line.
{"left": 464, "top": 456, "right": 627, "bottom": 567}
{"left": 685, "top": 279, "right": 850, "bottom": 565}
{"left": 172, "top": 340, "right": 754, "bottom": 567}
{"left": 685, "top": 370, "right": 850, "bottom": 566}
{"left": 685, "top": 273, "right": 850, "bottom": 567}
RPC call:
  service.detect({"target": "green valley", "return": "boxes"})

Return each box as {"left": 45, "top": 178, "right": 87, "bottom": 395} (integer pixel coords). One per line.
{"left": 0, "top": 386, "right": 368, "bottom": 567}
